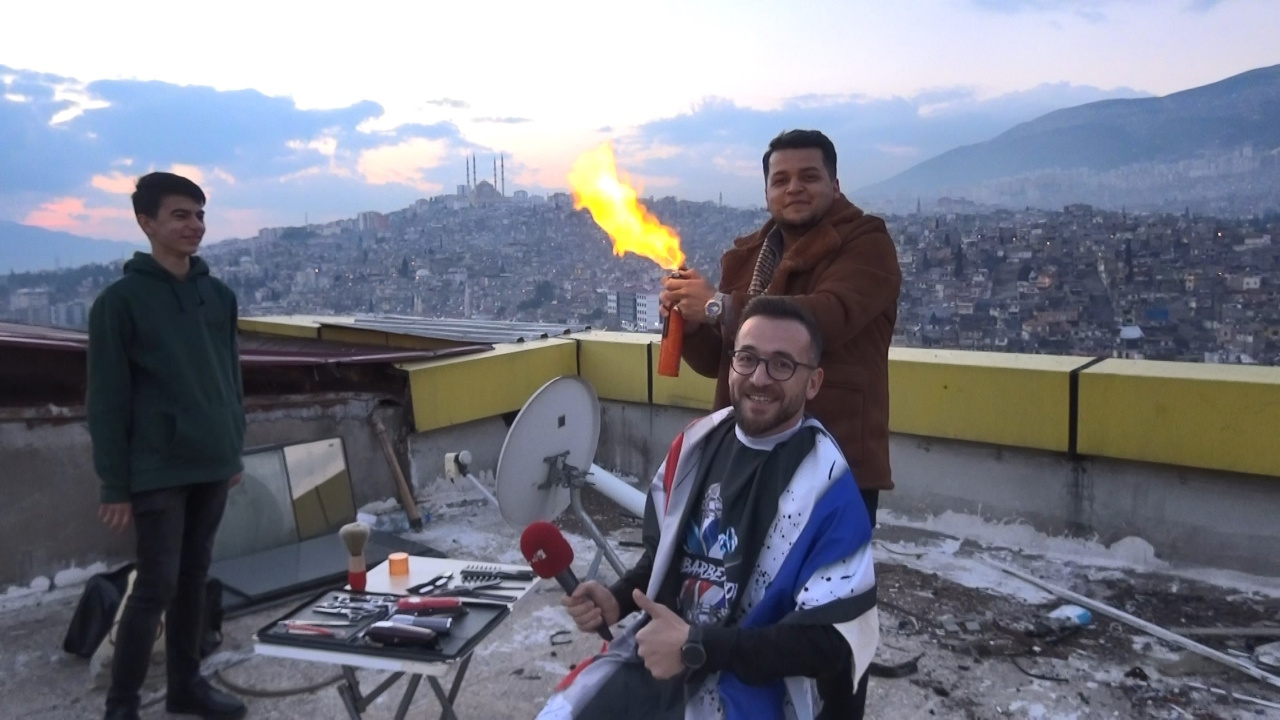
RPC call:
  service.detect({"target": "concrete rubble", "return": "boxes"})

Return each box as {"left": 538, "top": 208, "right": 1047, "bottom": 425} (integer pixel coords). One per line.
{"left": 4, "top": 476, "right": 1280, "bottom": 719}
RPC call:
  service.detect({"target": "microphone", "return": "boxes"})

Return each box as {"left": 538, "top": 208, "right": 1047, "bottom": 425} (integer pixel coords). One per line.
{"left": 520, "top": 521, "right": 613, "bottom": 641}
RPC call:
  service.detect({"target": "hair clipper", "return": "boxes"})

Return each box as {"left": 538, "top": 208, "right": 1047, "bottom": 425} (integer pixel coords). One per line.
{"left": 364, "top": 620, "right": 439, "bottom": 647}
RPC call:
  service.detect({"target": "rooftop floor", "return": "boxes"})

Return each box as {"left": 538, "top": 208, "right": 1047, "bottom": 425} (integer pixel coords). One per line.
{"left": 6, "top": 478, "right": 1280, "bottom": 720}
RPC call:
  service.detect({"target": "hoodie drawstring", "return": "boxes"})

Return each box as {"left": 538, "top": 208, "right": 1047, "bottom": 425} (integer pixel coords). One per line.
{"left": 168, "top": 279, "right": 207, "bottom": 313}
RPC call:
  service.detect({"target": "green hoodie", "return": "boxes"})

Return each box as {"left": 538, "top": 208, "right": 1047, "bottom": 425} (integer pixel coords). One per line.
{"left": 87, "top": 252, "right": 246, "bottom": 504}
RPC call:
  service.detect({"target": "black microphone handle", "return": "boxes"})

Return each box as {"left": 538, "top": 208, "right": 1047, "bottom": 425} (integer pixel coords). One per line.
{"left": 555, "top": 567, "right": 613, "bottom": 642}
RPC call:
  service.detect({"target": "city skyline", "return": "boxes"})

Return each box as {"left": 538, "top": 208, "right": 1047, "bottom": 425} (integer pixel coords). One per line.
{"left": 2, "top": 0, "right": 1278, "bottom": 242}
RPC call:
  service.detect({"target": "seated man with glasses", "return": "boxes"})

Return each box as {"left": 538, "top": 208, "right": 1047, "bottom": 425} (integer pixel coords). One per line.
{"left": 540, "top": 295, "right": 878, "bottom": 720}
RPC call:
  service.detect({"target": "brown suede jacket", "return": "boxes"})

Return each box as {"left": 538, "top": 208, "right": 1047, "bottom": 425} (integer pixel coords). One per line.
{"left": 683, "top": 194, "right": 902, "bottom": 490}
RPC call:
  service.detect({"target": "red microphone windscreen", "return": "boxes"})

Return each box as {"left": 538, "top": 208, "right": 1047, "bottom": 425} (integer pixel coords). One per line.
{"left": 520, "top": 521, "right": 575, "bottom": 579}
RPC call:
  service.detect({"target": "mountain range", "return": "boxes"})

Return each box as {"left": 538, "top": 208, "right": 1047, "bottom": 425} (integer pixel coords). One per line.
{"left": 0, "top": 221, "right": 142, "bottom": 274}
{"left": 860, "top": 64, "right": 1280, "bottom": 214}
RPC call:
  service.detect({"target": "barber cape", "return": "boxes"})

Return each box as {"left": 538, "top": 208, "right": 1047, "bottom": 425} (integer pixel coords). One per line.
{"left": 538, "top": 409, "right": 879, "bottom": 720}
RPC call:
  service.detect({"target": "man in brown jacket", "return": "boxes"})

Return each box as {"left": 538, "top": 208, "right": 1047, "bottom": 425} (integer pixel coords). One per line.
{"left": 661, "top": 129, "right": 901, "bottom": 522}
{"left": 661, "top": 129, "right": 899, "bottom": 717}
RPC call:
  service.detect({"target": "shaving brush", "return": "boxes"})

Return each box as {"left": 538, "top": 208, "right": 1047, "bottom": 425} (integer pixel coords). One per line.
{"left": 339, "top": 522, "right": 371, "bottom": 591}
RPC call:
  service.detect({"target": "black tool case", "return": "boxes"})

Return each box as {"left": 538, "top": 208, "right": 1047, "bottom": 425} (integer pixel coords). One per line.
{"left": 254, "top": 588, "right": 510, "bottom": 663}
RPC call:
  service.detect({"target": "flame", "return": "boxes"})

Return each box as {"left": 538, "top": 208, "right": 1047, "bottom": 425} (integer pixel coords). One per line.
{"left": 568, "top": 143, "right": 685, "bottom": 271}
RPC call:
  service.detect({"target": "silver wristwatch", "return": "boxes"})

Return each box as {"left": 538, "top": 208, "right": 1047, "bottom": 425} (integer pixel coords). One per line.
{"left": 704, "top": 292, "right": 727, "bottom": 323}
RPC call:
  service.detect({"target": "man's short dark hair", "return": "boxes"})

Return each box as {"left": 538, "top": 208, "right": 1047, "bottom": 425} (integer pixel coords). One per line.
{"left": 762, "top": 130, "right": 837, "bottom": 181}
{"left": 738, "top": 295, "right": 825, "bottom": 365}
{"left": 131, "top": 172, "right": 206, "bottom": 218}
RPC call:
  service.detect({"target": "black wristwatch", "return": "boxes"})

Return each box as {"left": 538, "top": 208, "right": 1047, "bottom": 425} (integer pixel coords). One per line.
{"left": 681, "top": 624, "right": 706, "bottom": 671}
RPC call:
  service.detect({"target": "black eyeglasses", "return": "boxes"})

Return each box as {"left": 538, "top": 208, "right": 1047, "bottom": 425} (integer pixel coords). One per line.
{"left": 729, "top": 350, "right": 816, "bottom": 382}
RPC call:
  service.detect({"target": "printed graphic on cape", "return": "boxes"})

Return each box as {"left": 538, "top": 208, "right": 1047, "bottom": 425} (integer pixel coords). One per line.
{"left": 678, "top": 482, "right": 739, "bottom": 626}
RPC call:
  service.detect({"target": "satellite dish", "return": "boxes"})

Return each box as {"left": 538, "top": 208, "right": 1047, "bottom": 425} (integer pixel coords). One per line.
{"left": 494, "top": 376, "right": 645, "bottom": 577}
{"left": 495, "top": 376, "right": 599, "bottom": 528}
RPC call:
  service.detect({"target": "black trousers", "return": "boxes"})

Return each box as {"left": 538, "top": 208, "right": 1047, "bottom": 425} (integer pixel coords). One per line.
{"left": 817, "top": 489, "right": 879, "bottom": 720}
{"left": 106, "top": 479, "right": 230, "bottom": 711}
{"left": 852, "top": 490, "right": 879, "bottom": 717}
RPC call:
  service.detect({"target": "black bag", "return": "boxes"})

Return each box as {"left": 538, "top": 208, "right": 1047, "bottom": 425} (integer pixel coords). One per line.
{"left": 200, "top": 577, "right": 225, "bottom": 657}
{"left": 62, "top": 565, "right": 225, "bottom": 659}
{"left": 62, "top": 563, "right": 134, "bottom": 659}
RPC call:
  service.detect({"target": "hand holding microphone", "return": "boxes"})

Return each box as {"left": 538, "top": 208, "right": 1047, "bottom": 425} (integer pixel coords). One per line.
{"left": 563, "top": 581, "right": 620, "bottom": 635}
{"left": 521, "top": 521, "right": 614, "bottom": 642}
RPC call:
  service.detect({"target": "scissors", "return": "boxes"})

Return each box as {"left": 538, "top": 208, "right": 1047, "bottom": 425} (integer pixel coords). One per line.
{"left": 313, "top": 607, "right": 372, "bottom": 620}
{"left": 406, "top": 572, "right": 453, "bottom": 596}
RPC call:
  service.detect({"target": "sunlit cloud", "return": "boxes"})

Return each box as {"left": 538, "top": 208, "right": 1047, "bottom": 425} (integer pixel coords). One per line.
{"left": 168, "top": 163, "right": 205, "bottom": 185}
{"left": 356, "top": 137, "right": 450, "bottom": 192}
{"left": 304, "top": 137, "right": 338, "bottom": 156}
{"left": 90, "top": 171, "right": 136, "bottom": 194}
{"left": 48, "top": 83, "right": 111, "bottom": 125}
{"left": 278, "top": 165, "right": 347, "bottom": 183}
{"left": 23, "top": 196, "right": 135, "bottom": 237}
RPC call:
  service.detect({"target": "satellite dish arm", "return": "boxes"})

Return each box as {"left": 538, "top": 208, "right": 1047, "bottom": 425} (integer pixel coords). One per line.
{"left": 585, "top": 465, "right": 645, "bottom": 518}
{"left": 604, "top": 492, "right": 660, "bottom": 620}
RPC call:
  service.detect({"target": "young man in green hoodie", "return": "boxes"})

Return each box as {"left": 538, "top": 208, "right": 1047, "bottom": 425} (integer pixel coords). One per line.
{"left": 88, "top": 172, "right": 247, "bottom": 720}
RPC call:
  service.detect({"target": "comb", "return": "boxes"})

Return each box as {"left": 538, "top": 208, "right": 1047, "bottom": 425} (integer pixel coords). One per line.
{"left": 460, "top": 564, "right": 535, "bottom": 582}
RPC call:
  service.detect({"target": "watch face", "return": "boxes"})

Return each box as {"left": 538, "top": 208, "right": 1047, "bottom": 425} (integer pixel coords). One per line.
{"left": 681, "top": 641, "right": 706, "bottom": 669}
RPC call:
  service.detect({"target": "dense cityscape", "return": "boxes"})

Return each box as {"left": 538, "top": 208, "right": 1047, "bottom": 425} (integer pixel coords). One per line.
{"left": 3, "top": 183, "right": 1279, "bottom": 365}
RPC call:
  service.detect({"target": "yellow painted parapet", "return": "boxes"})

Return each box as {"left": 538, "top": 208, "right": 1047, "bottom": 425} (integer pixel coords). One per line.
{"left": 1078, "top": 359, "right": 1280, "bottom": 478}
{"left": 238, "top": 316, "right": 471, "bottom": 350}
{"left": 316, "top": 324, "right": 475, "bottom": 351}
{"left": 238, "top": 315, "right": 340, "bottom": 339}
{"left": 401, "top": 338, "right": 577, "bottom": 432}
{"left": 542, "top": 330, "right": 718, "bottom": 409}
{"left": 889, "top": 348, "right": 1084, "bottom": 452}
{"left": 650, "top": 345, "right": 717, "bottom": 411}
{"left": 241, "top": 315, "right": 1280, "bottom": 477}
{"left": 576, "top": 331, "right": 651, "bottom": 404}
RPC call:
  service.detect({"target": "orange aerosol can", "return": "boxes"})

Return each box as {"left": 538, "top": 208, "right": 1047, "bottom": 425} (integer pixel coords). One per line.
{"left": 657, "top": 270, "right": 685, "bottom": 377}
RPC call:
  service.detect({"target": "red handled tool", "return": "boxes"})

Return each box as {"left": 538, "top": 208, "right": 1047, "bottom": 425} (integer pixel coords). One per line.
{"left": 396, "top": 595, "right": 467, "bottom": 616}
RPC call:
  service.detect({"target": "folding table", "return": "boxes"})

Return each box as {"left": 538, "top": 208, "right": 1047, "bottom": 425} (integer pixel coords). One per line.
{"left": 254, "top": 556, "right": 538, "bottom": 720}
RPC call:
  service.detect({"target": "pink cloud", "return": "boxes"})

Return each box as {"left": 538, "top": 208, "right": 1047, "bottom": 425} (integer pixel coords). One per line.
{"left": 23, "top": 196, "right": 138, "bottom": 240}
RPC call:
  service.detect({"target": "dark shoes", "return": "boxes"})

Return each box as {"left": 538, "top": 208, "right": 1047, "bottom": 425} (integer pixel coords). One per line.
{"left": 103, "top": 706, "right": 140, "bottom": 720}
{"left": 165, "top": 678, "right": 247, "bottom": 719}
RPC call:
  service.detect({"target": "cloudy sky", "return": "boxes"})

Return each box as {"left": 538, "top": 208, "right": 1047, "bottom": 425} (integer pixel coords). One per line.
{"left": 2, "top": 0, "right": 1276, "bottom": 242}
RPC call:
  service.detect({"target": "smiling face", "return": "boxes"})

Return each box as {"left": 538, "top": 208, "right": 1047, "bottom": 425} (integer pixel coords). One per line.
{"left": 729, "top": 314, "right": 824, "bottom": 438}
{"left": 137, "top": 194, "right": 205, "bottom": 259}
{"left": 764, "top": 147, "right": 839, "bottom": 236}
